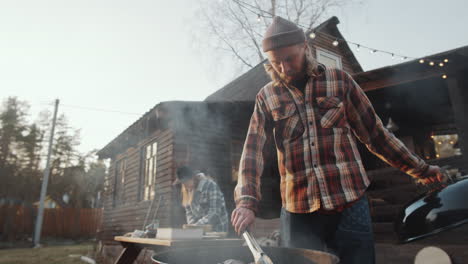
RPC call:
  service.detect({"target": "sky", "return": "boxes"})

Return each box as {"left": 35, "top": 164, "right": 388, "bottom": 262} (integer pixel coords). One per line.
{"left": 1, "top": 0, "right": 468, "bottom": 154}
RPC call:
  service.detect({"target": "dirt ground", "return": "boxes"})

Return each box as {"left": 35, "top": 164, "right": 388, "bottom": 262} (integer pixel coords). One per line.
{"left": 0, "top": 242, "right": 97, "bottom": 264}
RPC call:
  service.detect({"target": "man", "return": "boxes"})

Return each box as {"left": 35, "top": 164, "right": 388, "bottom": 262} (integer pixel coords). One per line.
{"left": 177, "top": 166, "right": 229, "bottom": 232}
{"left": 231, "top": 16, "right": 445, "bottom": 263}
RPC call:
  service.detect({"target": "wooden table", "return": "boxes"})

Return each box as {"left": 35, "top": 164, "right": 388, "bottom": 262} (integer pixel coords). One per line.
{"left": 114, "top": 236, "right": 243, "bottom": 264}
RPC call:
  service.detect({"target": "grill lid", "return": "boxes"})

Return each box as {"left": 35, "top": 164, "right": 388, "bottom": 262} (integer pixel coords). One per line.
{"left": 394, "top": 177, "right": 468, "bottom": 243}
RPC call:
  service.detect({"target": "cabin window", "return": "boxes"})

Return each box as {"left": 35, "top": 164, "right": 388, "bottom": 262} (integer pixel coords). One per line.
{"left": 431, "top": 134, "right": 461, "bottom": 159}
{"left": 113, "top": 158, "right": 126, "bottom": 207}
{"left": 142, "top": 141, "right": 158, "bottom": 200}
{"left": 316, "top": 48, "right": 343, "bottom": 69}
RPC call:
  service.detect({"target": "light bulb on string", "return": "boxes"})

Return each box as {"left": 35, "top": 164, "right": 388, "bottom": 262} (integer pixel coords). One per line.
{"left": 444, "top": 59, "right": 449, "bottom": 63}
{"left": 442, "top": 74, "right": 447, "bottom": 79}
{"left": 391, "top": 53, "right": 395, "bottom": 60}
{"left": 227, "top": 1, "right": 440, "bottom": 71}
{"left": 439, "top": 62, "right": 444, "bottom": 67}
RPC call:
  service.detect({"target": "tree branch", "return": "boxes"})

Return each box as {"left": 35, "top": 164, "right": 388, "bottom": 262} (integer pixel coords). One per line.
{"left": 202, "top": 7, "right": 255, "bottom": 68}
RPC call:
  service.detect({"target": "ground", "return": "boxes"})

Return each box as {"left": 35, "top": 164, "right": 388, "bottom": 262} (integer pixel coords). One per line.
{"left": 0, "top": 242, "right": 97, "bottom": 264}
{"left": 2, "top": 240, "right": 467, "bottom": 263}
{"left": 376, "top": 243, "right": 468, "bottom": 264}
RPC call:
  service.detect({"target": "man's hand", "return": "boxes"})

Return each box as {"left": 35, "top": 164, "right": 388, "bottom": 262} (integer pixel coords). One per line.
{"left": 231, "top": 207, "right": 255, "bottom": 235}
{"left": 418, "top": 165, "right": 447, "bottom": 185}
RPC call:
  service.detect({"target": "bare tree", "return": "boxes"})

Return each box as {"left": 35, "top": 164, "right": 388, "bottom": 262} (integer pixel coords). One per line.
{"left": 194, "top": 0, "right": 355, "bottom": 71}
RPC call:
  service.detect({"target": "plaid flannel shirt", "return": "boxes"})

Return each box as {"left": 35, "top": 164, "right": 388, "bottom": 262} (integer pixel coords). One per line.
{"left": 235, "top": 67, "right": 429, "bottom": 214}
{"left": 185, "top": 176, "right": 229, "bottom": 232}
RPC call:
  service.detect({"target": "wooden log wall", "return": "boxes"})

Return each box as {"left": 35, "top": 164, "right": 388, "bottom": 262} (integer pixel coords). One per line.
{"left": 99, "top": 129, "right": 174, "bottom": 242}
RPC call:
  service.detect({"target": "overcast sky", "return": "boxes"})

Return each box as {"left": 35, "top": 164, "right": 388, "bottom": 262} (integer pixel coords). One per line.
{"left": 1, "top": 0, "right": 467, "bottom": 154}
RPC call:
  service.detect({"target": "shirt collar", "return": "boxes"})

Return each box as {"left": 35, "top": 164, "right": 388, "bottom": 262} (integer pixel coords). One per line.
{"left": 196, "top": 174, "right": 208, "bottom": 192}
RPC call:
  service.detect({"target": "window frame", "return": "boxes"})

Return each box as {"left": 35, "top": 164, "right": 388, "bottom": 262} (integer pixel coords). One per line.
{"left": 113, "top": 158, "right": 127, "bottom": 207}
{"left": 140, "top": 141, "right": 159, "bottom": 201}
{"left": 316, "top": 47, "right": 343, "bottom": 69}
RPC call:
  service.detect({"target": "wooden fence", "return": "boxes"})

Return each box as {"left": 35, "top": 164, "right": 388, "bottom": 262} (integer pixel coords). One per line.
{"left": 0, "top": 205, "right": 102, "bottom": 241}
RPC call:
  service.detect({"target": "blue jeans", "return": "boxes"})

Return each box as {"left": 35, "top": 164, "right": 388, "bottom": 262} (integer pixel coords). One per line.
{"left": 280, "top": 196, "right": 375, "bottom": 264}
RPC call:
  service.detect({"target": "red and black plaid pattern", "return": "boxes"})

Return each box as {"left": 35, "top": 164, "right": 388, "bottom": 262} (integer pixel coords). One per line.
{"left": 235, "top": 67, "right": 429, "bottom": 213}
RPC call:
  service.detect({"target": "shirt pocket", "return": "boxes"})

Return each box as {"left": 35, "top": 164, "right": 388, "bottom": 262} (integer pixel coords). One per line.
{"left": 271, "top": 103, "right": 305, "bottom": 142}
{"left": 316, "top": 96, "right": 347, "bottom": 128}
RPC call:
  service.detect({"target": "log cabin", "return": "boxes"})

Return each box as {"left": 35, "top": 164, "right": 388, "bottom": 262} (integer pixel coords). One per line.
{"left": 96, "top": 16, "right": 468, "bottom": 263}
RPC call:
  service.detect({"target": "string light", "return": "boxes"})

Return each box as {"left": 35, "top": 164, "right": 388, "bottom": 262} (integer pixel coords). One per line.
{"left": 231, "top": 0, "right": 451, "bottom": 67}
{"left": 439, "top": 62, "right": 444, "bottom": 67}
{"left": 442, "top": 74, "right": 447, "bottom": 79}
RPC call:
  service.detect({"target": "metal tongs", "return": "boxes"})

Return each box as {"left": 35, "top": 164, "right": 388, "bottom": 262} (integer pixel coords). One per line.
{"left": 242, "top": 231, "right": 274, "bottom": 264}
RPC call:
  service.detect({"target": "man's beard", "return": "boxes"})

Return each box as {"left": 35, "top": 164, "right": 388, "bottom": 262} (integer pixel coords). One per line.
{"left": 278, "top": 71, "right": 292, "bottom": 83}
{"left": 278, "top": 59, "right": 307, "bottom": 84}
{"left": 279, "top": 71, "right": 303, "bottom": 84}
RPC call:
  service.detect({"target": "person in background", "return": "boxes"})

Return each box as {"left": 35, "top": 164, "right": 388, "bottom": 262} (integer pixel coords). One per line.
{"left": 177, "top": 166, "right": 229, "bottom": 232}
